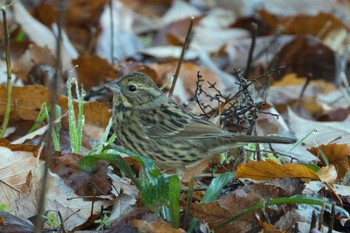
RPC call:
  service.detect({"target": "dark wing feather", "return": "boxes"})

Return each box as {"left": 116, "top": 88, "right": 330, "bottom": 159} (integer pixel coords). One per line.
{"left": 140, "top": 103, "right": 230, "bottom": 139}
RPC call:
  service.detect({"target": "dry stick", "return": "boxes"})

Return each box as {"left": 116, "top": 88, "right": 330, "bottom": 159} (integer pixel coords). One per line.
{"left": 0, "top": 6, "right": 12, "bottom": 138}
{"left": 327, "top": 202, "right": 336, "bottom": 233}
{"left": 33, "top": 1, "right": 65, "bottom": 232}
{"left": 109, "top": 0, "right": 114, "bottom": 64}
{"left": 318, "top": 201, "right": 326, "bottom": 231}
{"left": 169, "top": 16, "right": 194, "bottom": 97}
{"left": 244, "top": 22, "right": 258, "bottom": 79}
{"left": 296, "top": 74, "right": 311, "bottom": 109}
{"left": 310, "top": 210, "right": 317, "bottom": 232}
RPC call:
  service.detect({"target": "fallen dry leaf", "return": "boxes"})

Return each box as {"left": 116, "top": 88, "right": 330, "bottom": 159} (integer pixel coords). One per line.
{"left": 12, "top": 44, "right": 55, "bottom": 84}
{"left": 259, "top": 10, "right": 350, "bottom": 40}
{"left": 71, "top": 213, "right": 101, "bottom": 231}
{"left": 317, "top": 107, "right": 350, "bottom": 122}
{"left": 260, "top": 0, "right": 338, "bottom": 16}
{"left": 236, "top": 159, "right": 336, "bottom": 183}
{"left": 161, "top": 0, "right": 201, "bottom": 26}
{"left": 73, "top": 55, "right": 118, "bottom": 91}
{"left": 316, "top": 165, "right": 337, "bottom": 183}
{"left": 13, "top": 2, "right": 76, "bottom": 72}
{"left": 288, "top": 108, "right": 350, "bottom": 146}
{"left": 49, "top": 153, "right": 112, "bottom": 197}
{"left": 96, "top": 2, "right": 143, "bottom": 62}
{"left": 0, "top": 141, "right": 41, "bottom": 210}
{"left": 131, "top": 220, "right": 185, "bottom": 233}
{"left": 270, "top": 36, "right": 336, "bottom": 82}
{"left": 0, "top": 85, "right": 111, "bottom": 128}
{"left": 308, "top": 143, "right": 350, "bottom": 180}
{"left": 121, "top": 0, "right": 171, "bottom": 18}
{"left": 15, "top": 161, "right": 112, "bottom": 230}
{"left": 0, "top": 211, "right": 34, "bottom": 232}
{"left": 260, "top": 221, "right": 287, "bottom": 233}
{"left": 190, "top": 179, "right": 304, "bottom": 232}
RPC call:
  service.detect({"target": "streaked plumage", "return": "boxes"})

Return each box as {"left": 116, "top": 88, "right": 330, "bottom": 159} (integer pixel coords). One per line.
{"left": 105, "top": 72, "right": 296, "bottom": 171}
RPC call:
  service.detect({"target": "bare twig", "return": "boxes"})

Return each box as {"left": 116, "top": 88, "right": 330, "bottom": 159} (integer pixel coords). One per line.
{"left": 310, "top": 210, "right": 317, "bottom": 232}
{"left": 34, "top": 0, "right": 65, "bottom": 231}
{"left": 318, "top": 201, "right": 326, "bottom": 231}
{"left": 296, "top": 74, "right": 311, "bottom": 109}
{"left": 192, "top": 71, "right": 211, "bottom": 118}
{"left": 327, "top": 202, "right": 335, "bottom": 233}
{"left": 244, "top": 23, "right": 258, "bottom": 79}
{"left": 0, "top": 6, "right": 12, "bottom": 138}
{"left": 109, "top": 0, "right": 114, "bottom": 64}
{"left": 191, "top": 66, "right": 286, "bottom": 136}
{"left": 169, "top": 16, "right": 194, "bottom": 97}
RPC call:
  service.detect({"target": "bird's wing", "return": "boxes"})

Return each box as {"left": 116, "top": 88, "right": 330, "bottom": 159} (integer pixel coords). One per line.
{"left": 140, "top": 107, "right": 229, "bottom": 139}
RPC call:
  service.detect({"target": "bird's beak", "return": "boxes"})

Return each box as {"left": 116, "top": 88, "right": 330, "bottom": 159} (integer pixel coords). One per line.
{"left": 104, "top": 81, "right": 121, "bottom": 93}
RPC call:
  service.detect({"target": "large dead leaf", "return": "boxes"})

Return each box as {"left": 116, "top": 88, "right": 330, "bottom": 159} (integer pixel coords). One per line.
{"left": 190, "top": 179, "right": 304, "bottom": 232}
{"left": 121, "top": 0, "right": 171, "bottom": 18}
{"left": 0, "top": 211, "right": 34, "bottom": 232}
{"left": 0, "top": 85, "right": 111, "bottom": 128}
{"left": 32, "top": 0, "right": 106, "bottom": 54}
{"left": 49, "top": 153, "right": 112, "bottom": 197}
{"left": 96, "top": 2, "right": 143, "bottom": 62}
{"left": 13, "top": 2, "right": 76, "bottom": 72}
{"left": 260, "top": 0, "right": 338, "bottom": 16}
{"left": 0, "top": 140, "right": 41, "bottom": 211}
{"left": 288, "top": 108, "right": 350, "bottom": 146}
{"left": 317, "top": 107, "right": 350, "bottom": 122}
{"left": 308, "top": 143, "right": 350, "bottom": 180}
{"left": 270, "top": 73, "right": 337, "bottom": 119}
{"left": 15, "top": 162, "right": 113, "bottom": 230}
{"left": 73, "top": 55, "right": 118, "bottom": 91}
{"left": 161, "top": 0, "right": 201, "bottom": 26}
{"left": 154, "top": 17, "right": 200, "bottom": 46}
{"left": 259, "top": 10, "right": 349, "bottom": 39}
{"left": 12, "top": 45, "right": 55, "bottom": 84}
{"left": 131, "top": 220, "right": 185, "bottom": 233}
{"left": 270, "top": 36, "right": 336, "bottom": 82}
{"left": 236, "top": 159, "right": 336, "bottom": 183}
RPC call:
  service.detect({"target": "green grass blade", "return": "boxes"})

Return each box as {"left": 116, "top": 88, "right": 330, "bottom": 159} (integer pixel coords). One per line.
{"left": 76, "top": 82, "right": 85, "bottom": 154}
{"left": 27, "top": 103, "right": 48, "bottom": 134}
{"left": 183, "top": 178, "right": 195, "bottom": 230}
{"left": 214, "top": 195, "right": 350, "bottom": 231}
{"left": 52, "top": 105, "right": 61, "bottom": 151}
{"left": 201, "top": 172, "right": 235, "bottom": 203}
{"left": 187, "top": 172, "right": 235, "bottom": 232}
{"left": 168, "top": 175, "right": 181, "bottom": 228}
{"left": 67, "top": 77, "right": 78, "bottom": 152}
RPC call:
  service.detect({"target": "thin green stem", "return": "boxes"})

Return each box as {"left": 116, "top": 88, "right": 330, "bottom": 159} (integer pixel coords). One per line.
{"left": 214, "top": 196, "right": 349, "bottom": 231}
{"left": 183, "top": 178, "right": 194, "bottom": 230}
{"left": 0, "top": 6, "right": 12, "bottom": 138}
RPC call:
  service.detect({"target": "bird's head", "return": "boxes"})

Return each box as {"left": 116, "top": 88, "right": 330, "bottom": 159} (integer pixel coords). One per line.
{"left": 105, "top": 72, "right": 164, "bottom": 108}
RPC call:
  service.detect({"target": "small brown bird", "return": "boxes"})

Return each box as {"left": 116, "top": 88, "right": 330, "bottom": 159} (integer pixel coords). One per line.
{"left": 105, "top": 72, "right": 296, "bottom": 173}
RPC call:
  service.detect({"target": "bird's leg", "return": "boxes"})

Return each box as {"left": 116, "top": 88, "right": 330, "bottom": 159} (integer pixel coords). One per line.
{"left": 176, "top": 167, "right": 185, "bottom": 181}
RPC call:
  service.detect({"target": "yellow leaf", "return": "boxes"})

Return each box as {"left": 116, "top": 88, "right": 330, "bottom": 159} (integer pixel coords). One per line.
{"left": 236, "top": 159, "right": 319, "bottom": 181}
{"left": 308, "top": 143, "right": 350, "bottom": 180}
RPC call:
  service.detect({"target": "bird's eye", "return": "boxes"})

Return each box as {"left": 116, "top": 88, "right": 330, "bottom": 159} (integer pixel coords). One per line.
{"left": 128, "top": 85, "right": 137, "bottom": 92}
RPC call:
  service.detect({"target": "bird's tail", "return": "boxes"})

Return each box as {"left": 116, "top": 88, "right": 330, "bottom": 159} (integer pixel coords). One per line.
{"left": 232, "top": 135, "right": 297, "bottom": 144}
